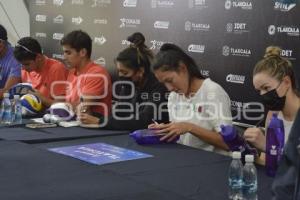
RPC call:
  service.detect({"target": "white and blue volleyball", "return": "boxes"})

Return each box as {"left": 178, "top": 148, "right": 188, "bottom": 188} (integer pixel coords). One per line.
{"left": 20, "top": 94, "right": 43, "bottom": 116}
{"left": 46, "top": 103, "right": 75, "bottom": 121}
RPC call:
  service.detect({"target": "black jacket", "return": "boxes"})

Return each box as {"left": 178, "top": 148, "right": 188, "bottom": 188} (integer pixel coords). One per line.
{"left": 95, "top": 73, "right": 169, "bottom": 131}
{"left": 272, "top": 109, "right": 300, "bottom": 200}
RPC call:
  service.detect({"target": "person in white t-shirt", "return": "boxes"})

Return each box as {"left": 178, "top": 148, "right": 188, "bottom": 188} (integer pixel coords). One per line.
{"left": 244, "top": 46, "right": 300, "bottom": 152}
{"left": 148, "top": 43, "right": 232, "bottom": 152}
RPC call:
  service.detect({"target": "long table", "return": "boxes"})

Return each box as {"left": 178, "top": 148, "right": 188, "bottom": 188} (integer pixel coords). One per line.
{"left": 0, "top": 131, "right": 273, "bottom": 200}
{"left": 0, "top": 124, "right": 129, "bottom": 143}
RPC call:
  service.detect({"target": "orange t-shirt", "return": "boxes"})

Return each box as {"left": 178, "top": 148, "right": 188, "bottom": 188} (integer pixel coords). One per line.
{"left": 66, "top": 62, "right": 112, "bottom": 116}
{"left": 21, "top": 57, "right": 68, "bottom": 99}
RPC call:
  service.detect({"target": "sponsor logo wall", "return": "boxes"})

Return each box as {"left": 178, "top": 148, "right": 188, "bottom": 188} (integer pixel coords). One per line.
{"left": 28, "top": 0, "right": 300, "bottom": 124}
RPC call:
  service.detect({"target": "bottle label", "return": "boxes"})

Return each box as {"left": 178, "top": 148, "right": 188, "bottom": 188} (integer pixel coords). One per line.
{"left": 270, "top": 145, "right": 277, "bottom": 156}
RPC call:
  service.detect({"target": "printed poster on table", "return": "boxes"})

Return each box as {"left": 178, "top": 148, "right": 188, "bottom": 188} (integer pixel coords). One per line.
{"left": 49, "top": 143, "right": 153, "bottom": 165}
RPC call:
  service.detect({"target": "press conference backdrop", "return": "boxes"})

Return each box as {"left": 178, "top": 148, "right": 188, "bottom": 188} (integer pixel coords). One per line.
{"left": 27, "top": 0, "right": 300, "bottom": 125}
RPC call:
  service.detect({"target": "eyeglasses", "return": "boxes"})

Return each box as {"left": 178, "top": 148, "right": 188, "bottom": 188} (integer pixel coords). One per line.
{"left": 16, "top": 43, "right": 37, "bottom": 55}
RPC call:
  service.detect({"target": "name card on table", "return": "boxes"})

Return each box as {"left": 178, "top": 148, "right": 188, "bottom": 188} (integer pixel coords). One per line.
{"left": 49, "top": 143, "right": 153, "bottom": 165}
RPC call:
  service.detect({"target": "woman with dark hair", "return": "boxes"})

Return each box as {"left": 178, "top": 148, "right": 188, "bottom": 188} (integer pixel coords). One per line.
{"left": 149, "top": 43, "right": 232, "bottom": 153}
{"left": 78, "top": 32, "right": 169, "bottom": 130}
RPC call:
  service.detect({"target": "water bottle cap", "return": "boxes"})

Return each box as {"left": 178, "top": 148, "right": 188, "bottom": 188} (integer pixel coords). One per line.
{"left": 269, "top": 112, "right": 284, "bottom": 129}
{"left": 3, "top": 93, "right": 9, "bottom": 98}
{"left": 14, "top": 95, "right": 20, "bottom": 99}
{"left": 232, "top": 151, "right": 241, "bottom": 159}
{"left": 220, "top": 125, "right": 237, "bottom": 141}
{"left": 245, "top": 155, "right": 254, "bottom": 162}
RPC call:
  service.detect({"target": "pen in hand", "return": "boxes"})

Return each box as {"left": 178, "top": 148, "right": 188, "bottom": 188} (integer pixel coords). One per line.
{"left": 152, "top": 119, "right": 159, "bottom": 125}
{"left": 151, "top": 119, "right": 166, "bottom": 136}
{"left": 80, "top": 97, "right": 87, "bottom": 113}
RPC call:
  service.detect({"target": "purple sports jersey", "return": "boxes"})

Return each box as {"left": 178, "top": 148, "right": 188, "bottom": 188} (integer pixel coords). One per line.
{"left": 0, "top": 43, "right": 21, "bottom": 89}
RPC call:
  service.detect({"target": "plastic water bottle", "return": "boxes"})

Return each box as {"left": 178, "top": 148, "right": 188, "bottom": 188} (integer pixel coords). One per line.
{"left": 1, "top": 93, "right": 12, "bottom": 125}
{"left": 221, "top": 125, "right": 257, "bottom": 163}
{"left": 13, "top": 95, "right": 22, "bottom": 124}
{"left": 265, "top": 113, "right": 285, "bottom": 177}
{"left": 228, "top": 151, "right": 243, "bottom": 200}
{"left": 242, "top": 155, "right": 257, "bottom": 200}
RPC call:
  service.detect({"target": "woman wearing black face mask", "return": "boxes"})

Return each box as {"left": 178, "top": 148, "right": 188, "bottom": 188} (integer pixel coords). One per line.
{"left": 78, "top": 32, "right": 169, "bottom": 130}
{"left": 244, "top": 46, "right": 300, "bottom": 152}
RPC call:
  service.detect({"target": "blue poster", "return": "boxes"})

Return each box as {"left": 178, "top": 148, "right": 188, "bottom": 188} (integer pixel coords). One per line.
{"left": 49, "top": 143, "right": 153, "bottom": 165}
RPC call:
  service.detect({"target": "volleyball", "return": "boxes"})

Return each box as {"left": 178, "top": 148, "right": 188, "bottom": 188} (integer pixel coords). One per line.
{"left": 46, "top": 102, "right": 75, "bottom": 121}
{"left": 20, "top": 94, "right": 43, "bottom": 116}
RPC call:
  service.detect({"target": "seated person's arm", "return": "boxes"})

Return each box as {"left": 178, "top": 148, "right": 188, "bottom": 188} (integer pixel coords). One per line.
{"left": 243, "top": 127, "right": 266, "bottom": 152}
{"left": 33, "top": 65, "right": 67, "bottom": 107}
{"left": 244, "top": 111, "right": 272, "bottom": 152}
{"left": 0, "top": 76, "right": 21, "bottom": 98}
{"left": 79, "top": 93, "right": 168, "bottom": 130}
{"left": 150, "top": 122, "right": 229, "bottom": 150}
{"left": 149, "top": 90, "right": 231, "bottom": 151}
{"left": 30, "top": 89, "right": 66, "bottom": 108}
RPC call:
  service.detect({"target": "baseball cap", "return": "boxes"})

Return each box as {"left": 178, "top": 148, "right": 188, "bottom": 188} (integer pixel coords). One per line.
{"left": 0, "top": 24, "right": 8, "bottom": 41}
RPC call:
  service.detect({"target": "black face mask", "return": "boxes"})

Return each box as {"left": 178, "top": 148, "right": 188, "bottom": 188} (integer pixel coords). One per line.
{"left": 261, "top": 88, "right": 286, "bottom": 111}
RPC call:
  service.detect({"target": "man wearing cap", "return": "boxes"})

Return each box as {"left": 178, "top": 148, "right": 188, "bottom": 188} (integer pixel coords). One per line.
{"left": 0, "top": 24, "right": 21, "bottom": 98}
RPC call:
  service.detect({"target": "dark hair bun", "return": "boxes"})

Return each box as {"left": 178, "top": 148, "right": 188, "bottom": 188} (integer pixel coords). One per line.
{"left": 127, "top": 32, "right": 145, "bottom": 47}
